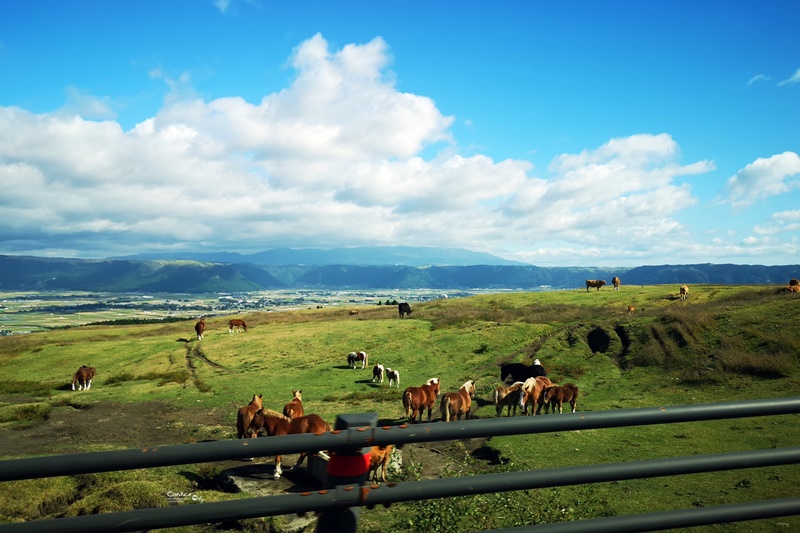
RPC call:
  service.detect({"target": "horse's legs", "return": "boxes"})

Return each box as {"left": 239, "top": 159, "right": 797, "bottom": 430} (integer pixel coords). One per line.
{"left": 273, "top": 456, "right": 283, "bottom": 479}
{"left": 86, "top": 379, "right": 92, "bottom": 390}
{"left": 71, "top": 382, "right": 76, "bottom": 391}
{"left": 292, "top": 452, "right": 309, "bottom": 470}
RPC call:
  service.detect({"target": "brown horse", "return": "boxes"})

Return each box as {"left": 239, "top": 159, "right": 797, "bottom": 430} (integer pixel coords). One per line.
{"left": 440, "top": 380, "right": 476, "bottom": 422}
{"left": 542, "top": 383, "right": 580, "bottom": 414}
{"left": 282, "top": 390, "right": 304, "bottom": 419}
{"left": 519, "top": 376, "right": 553, "bottom": 415}
{"left": 402, "top": 378, "right": 440, "bottom": 423}
{"left": 492, "top": 381, "right": 525, "bottom": 417}
{"left": 195, "top": 317, "right": 206, "bottom": 340}
{"left": 71, "top": 365, "right": 96, "bottom": 391}
{"left": 228, "top": 318, "right": 247, "bottom": 333}
{"left": 247, "top": 409, "right": 331, "bottom": 478}
{"left": 236, "top": 394, "right": 263, "bottom": 439}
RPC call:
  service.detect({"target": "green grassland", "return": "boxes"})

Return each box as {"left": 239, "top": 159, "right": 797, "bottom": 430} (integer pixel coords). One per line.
{"left": 0, "top": 284, "right": 799, "bottom": 531}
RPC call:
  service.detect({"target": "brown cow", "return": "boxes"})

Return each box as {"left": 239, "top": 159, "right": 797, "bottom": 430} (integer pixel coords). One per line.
{"left": 679, "top": 285, "right": 689, "bottom": 301}
{"left": 612, "top": 276, "right": 621, "bottom": 290}
{"left": 369, "top": 445, "right": 394, "bottom": 482}
{"left": 586, "top": 279, "right": 606, "bottom": 292}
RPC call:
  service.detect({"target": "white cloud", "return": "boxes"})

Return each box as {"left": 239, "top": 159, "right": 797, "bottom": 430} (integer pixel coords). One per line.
{"left": 778, "top": 68, "right": 800, "bottom": 86}
{"left": 213, "top": 0, "right": 231, "bottom": 13}
{"left": 0, "top": 34, "right": 742, "bottom": 266}
{"left": 722, "top": 151, "right": 800, "bottom": 208}
{"left": 747, "top": 74, "right": 770, "bottom": 85}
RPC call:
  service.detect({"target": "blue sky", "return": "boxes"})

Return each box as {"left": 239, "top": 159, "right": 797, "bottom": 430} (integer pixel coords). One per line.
{"left": 0, "top": 1, "right": 798, "bottom": 267}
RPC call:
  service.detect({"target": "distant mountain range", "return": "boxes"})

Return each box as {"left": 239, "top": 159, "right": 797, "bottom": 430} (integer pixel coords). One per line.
{"left": 0, "top": 248, "right": 798, "bottom": 293}
{"left": 111, "top": 246, "right": 527, "bottom": 267}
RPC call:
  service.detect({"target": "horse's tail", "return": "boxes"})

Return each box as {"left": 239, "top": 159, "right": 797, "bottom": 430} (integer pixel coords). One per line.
{"left": 442, "top": 396, "right": 452, "bottom": 422}
{"left": 403, "top": 390, "right": 412, "bottom": 418}
{"left": 236, "top": 412, "right": 245, "bottom": 439}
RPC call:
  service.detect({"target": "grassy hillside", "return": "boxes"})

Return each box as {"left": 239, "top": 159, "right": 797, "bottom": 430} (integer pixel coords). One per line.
{"left": 0, "top": 285, "right": 798, "bottom": 531}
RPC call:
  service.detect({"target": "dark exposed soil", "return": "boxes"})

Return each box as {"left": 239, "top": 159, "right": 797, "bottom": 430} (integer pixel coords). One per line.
{"left": 0, "top": 400, "right": 489, "bottom": 497}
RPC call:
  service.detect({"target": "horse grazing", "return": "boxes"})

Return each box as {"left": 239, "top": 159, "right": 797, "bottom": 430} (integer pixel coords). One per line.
{"left": 71, "top": 365, "right": 96, "bottom": 391}
{"left": 369, "top": 445, "right": 394, "bottom": 483}
{"left": 398, "top": 302, "right": 412, "bottom": 318}
{"left": 372, "top": 364, "right": 385, "bottom": 383}
{"left": 194, "top": 318, "right": 206, "bottom": 340}
{"left": 282, "top": 390, "right": 304, "bottom": 419}
{"left": 519, "top": 376, "right": 553, "bottom": 415}
{"left": 542, "top": 383, "right": 580, "bottom": 414}
{"left": 612, "top": 276, "right": 621, "bottom": 290}
{"left": 680, "top": 285, "right": 689, "bottom": 301}
{"left": 586, "top": 279, "right": 606, "bottom": 292}
{"left": 228, "top": 318, "right": 247, "bottom": 333}
{"left": 347, "top": 351, "right": 368, "bottom": 369}
{"left": 236, "top": 394, "right": 264, "bottom": 439}
{"left": 386, "top": 368, "right": 400, "bottom": 388}
{"left": 402, "top": 378, "right": 440, "bottom": 423}
{"left": 492, "top": 381, "right": 525, "bottom": 417}
{"left": 441, "top": 380, "right": 476, "bottom": 422}
{"left": 628, "top": 305, "right": 636, "bottom": 315}
{"left": 247, "top": 409, "right": 331, "bottom": 479}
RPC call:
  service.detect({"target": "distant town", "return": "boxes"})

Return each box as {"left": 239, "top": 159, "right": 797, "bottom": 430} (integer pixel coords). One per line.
{"left": 0, "top": 289, "right": 477, "bottom": 334}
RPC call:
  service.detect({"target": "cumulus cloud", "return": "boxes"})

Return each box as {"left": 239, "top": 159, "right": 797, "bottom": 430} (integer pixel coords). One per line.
{"left": 722, "top": 152, "right": 800, "bottom": 208}
{"left": 0, "top": 34, "right": 720, "bottom": 265}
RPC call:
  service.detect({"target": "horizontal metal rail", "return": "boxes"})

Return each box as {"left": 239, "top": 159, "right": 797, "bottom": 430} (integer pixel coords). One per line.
{"left": 1, "top": 396, "right": 799, "bottom": 482}
{"left": 1, "top": 446, "right": 798, "bottom": 533}
{"left": 481, "top": 498, "right": 800, "bottom": 533}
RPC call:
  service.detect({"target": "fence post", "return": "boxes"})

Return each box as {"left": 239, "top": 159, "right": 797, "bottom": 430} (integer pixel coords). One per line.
{"left": 316, "top": 412, "right": 377, "bottom": 533}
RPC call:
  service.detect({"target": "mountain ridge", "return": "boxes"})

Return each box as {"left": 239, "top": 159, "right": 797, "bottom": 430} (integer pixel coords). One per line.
{"left": 0, "top": 254, "right": 797, "bottom": 293}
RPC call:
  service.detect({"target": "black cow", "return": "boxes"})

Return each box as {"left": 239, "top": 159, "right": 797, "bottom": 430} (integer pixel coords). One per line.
{"left": 499, "top": 361, "right": 546, "bottom": 384}
{"left": 398, "top": 302, "right": 412, "bottom": 318}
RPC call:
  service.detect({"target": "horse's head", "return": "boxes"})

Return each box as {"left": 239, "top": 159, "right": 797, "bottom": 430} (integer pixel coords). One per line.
{"left": 467, "top": 380, "right": 476, "bottom": 398}
{"left": 251, "top": 394, "right": 263, "bottom": 407}
{"left": 292, "top": 389, "right": 302, "bottom": 401}
{"left": 541, "top": 386, "right": 554, "bottom": 403}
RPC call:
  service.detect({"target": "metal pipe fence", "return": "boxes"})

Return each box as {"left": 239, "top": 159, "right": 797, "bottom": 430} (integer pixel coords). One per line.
{"left": 2, "top": 397, "right": 798, "bottom": 482}
{"left": 0, "top": 397, "right": 798, "bottom": 532}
